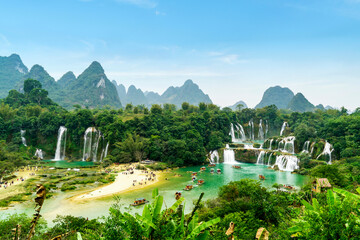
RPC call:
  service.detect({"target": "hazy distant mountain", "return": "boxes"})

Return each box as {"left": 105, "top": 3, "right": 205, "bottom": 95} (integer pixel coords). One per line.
{"left": 316, "top": 104, "right": 325, "bottom": 111}
{"left": 161, "top": 79, "right": 212, "bottom": 107}
{"left": 145, "top": 91, "right": 162, "bottom": 105}
{"left": 64, "top": 61, "right": 122, "bottom": 109}
{"left": 0, "top": 54, "right": 28, "bottom": 98}
{"left": 58, "top": 71, "right": 76, "bottom": 87}
{"left": 112, "top": 80, "right": 126, "bottom": 105}
{"left": 111, "top": 79, "right": 212, "bottom": 108}
{"left": 255, "top": 86, "right": 294, "bottom": 109}
{"left": 325, "top": 105, "right": 334, "bottom": 110}
{"left": 287, "top": 93, "right": 315, "bottom": 113}
{"left": 126, "top": 85, "right": 148, "bottom": 106}
{"left": 228, "top": 100, "right": 248, "bottom": 110}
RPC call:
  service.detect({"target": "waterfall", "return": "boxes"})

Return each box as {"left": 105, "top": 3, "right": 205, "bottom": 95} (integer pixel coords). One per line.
{"left": 230, "top": 123, "right": 247, "bottom": 142}
{"left": 273, "top": 155, "right": 299, "bottom": 171}
{"left": 248, "top": 119, "right": 254, "bottom": 140}
{"left": 104, "top": 142, "right": 109, "bottom": 159}
{"left": 54, "top": 126, "right": 67, "bottom": 161}
{"left": 236, "top": 123, "right": 247, "bottom": 141}
{"left": 210, "top": 150, "right": 219, "bottom": 164}
{"left": 316, "top": 141, "right": 334, "bottom": 164}
{"left": 229, "top": 123, "right": 236, "bottom": 142}
{"left": 34, "top": 149, "right": 44, "bottom": 159}
{"left": 256, "top": 151, "right": 266, "bottom": 164}
{"left": 224, "top": 144, "right": 237, "bottom": 164}
{"left": 100, "top": 140, "right": 110, "bottom": 162}
{"left": 268, "top": 139, "right": 274, "bottom": 150}
{"left": 267, "top": 153, "right": 273, "bottom": 165}
{"left": 20, "top": 130, "right": 27, "bottom": 146}
{"left": 280, "top": 122, "right": 288, "bottom": 136}
{"left": 265, "top": 120, "right": 269, "bottom": 138}
{"left": 258, "top": 119, "right": 264, "bottom": 140}
{"left": 302, "top": 141, "right": 310, "bottom": 153}
{"left": 82, "top": 127, "right": 102, "bottom": 162}
{"left": 284, "top": 136, "right": 295, "bottom": 154}
{"left": 278, "top": 136, "right": 295, "bottom": 154}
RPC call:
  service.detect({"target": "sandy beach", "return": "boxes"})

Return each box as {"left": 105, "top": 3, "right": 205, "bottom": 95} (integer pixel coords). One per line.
{"left": 73, "top": 168, "right": 161, "bottom": 201}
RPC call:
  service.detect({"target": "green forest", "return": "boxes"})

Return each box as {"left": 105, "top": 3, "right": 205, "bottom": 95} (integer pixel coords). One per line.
{"left": 1, "top": 79, "right": 360, "bottom": 239}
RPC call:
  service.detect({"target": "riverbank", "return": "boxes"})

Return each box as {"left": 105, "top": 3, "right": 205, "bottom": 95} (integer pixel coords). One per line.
{"left": 73, "top": 168, "right": 162, "bottom": 201}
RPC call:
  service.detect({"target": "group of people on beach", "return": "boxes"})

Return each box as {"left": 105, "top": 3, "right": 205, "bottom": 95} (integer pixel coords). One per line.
{"left": 0, "top": 177, "right": 25, "bottom": 189}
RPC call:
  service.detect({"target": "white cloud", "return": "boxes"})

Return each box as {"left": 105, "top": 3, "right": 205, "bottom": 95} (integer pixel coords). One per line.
{"left": 115, "top": 0, "right": 157, "bottom": 8}
{"left": 0, "top": 34, "right": 11, "bottom": 47}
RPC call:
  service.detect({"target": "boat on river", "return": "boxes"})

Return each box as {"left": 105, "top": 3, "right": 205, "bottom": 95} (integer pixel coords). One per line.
{"left": 184, "top": 184, "right": 193, "bottom": 191}
{"left": 232, "top": 165, "right": 241, "bottom": 169}
{"left": 197, "top": 179, "right": 205, "bottom": 185}
{"left": 208, "top": 163, "right": 216, "bottom": 167}
{"left": 217, "top": 169, "right": 221, "bottom": 174}
{"left": 130, "top": 198, "right": 149, "bottom": 206}
{"left": 259, "top": 175, "right": 266, "bottom": 180}
{"left": 200, "top": 167, "right": 206, "bottom": 171}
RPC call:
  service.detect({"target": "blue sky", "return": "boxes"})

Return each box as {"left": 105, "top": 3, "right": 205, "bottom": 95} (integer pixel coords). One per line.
{"left": 1, "top": 0, "right": 360, "bottom": 109}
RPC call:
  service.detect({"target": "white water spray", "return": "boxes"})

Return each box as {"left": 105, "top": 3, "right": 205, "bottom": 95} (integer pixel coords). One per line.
{"left": 317, "top": 141, "right": 334, "bottom": 164}
{"left": 20, "top": 130, "right": 27, "bottom": 146}
{"left": 210, "top": 150, "right": 220, "bottom": 164}
{"left": 258, "top": 119, "right": 264, "bottom": 140}
{"left": 34, "top": 149, "right": 44, "bottom": 159}
{"left": 54, "top": 126, "right": 67, "bottom": 161}
{"left": 273, "top": 155, "right": 299, "bottom": 171}
{"left": 224, "top": 144, "right": 237, "bottom": 164}
{"left": 280, "top": 122, "right": 288, "bottom": 136}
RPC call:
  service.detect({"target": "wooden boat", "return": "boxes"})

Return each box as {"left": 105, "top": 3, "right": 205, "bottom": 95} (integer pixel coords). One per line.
{"left": 130, "top": 198, "right": 149, "bottom": 206}
{"left": 259, "top": 175, "right": 266, "bottom": 180}
{"left": 184, "top": 184, "right": 193, "bottom": 191}
{"left": 232, "top": 165, "right": 241, "bottom": 169}
{"left": 208, "top": 164, "right": 216, "bottom": 167}
{"left": 200, "top": 167, "right": 206, "bottom": 171}
{"left": 217, "top": 169, "right": 221, "bottom": 174}
{"left": 175, "top": 191, "right": 182, "bottom": 200}
{"left": 210, "top": 168, "right": 215, "bottom": 174}
{"left": 284, "top": 185, "right": 294, "bottom": 190}
{"left": 197, "top": 179, "right": 205, "bottom": 185}
{"left": 191, "top": 172, "right": 197, "bottom": 176}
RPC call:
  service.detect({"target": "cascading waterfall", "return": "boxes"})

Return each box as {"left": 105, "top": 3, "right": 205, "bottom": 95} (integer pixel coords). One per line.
{"left": 82, "top": 127, "right": 102, "bottom": 162}
{"left": 268, "top": 139, "right": 274, "bottom": 150}
{"left": 258, "top": 119, "right": 264, "bottom": 140}
{"left": 224, "top": 144, "right": 237, "bottom": 164}
{"left": 34, "top": 149, "right": 44, "bottom": 159}
{"left": 267, "top": 153, "right": 273, "bottom": 165}
{"left": 302, "top": 141, "right": 310, "bottom": 153}
{"left": 229, "top": 123, "right": 247, "bottom": 142}
{"left": 273, "top": 155, "right": 299, "bottom": 171}
{"left": 54, "top": 126, "right": 67, "bottom": 161}
{"left": 20, "top": 130, "right": 27, "bottom": 146}
{"left": 248, "top": 119, "right": 254, "bottom": 140}
{"left": 237, "top": 123, "right": 247, "bottom": 141}
{"left": 265, "top": 120, "right": 269, "bottom": 138}
{"left": 280, "top": 122, "right": 288, "bottom": 136}
{"left": 278, "top": 136, "right": 295, "bottom": 154}
{"left": 229, "top": 123, "right": 236, "bottom": 142}
{"left": 317, "top": 141, "right": 334, "bottom": 164}
{"left": 209, "top": 150, "right": 220, "bottom": 164}
{"left": 256, "top": 151, "right": 266, "bottom": 164}
{"left": 104, "top": 142, "right": 109, "bottom": 159}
